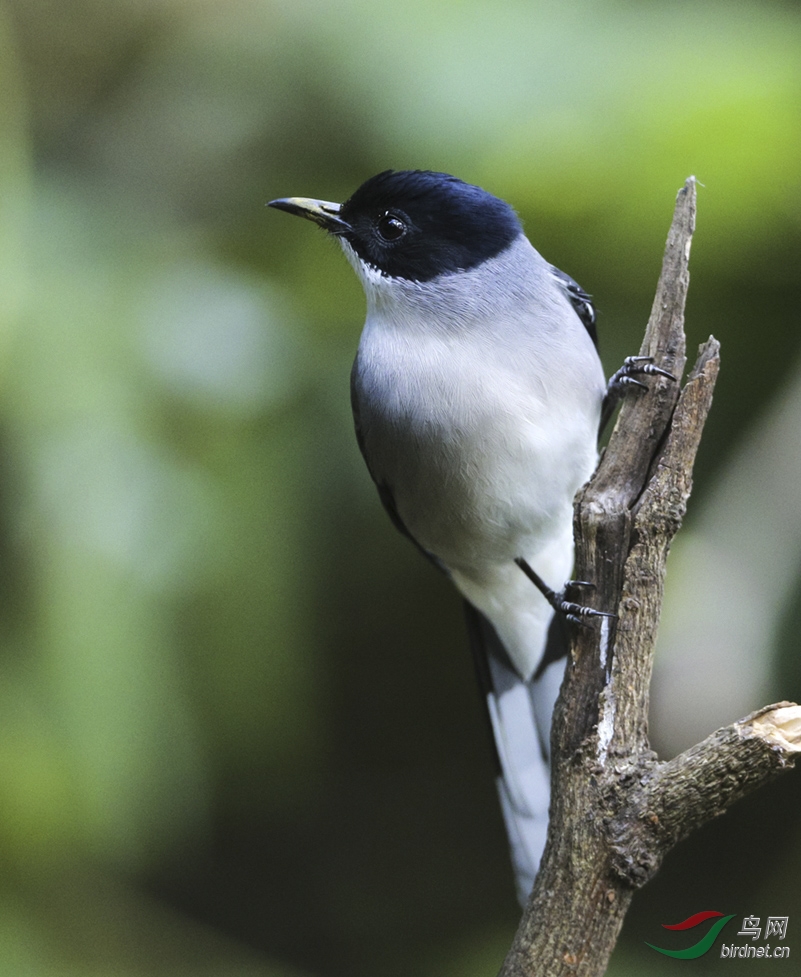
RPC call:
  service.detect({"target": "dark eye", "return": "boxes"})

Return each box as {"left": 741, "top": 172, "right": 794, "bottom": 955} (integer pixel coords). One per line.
{"left": 376, "top": 212, "right": 406, "bottom": 242}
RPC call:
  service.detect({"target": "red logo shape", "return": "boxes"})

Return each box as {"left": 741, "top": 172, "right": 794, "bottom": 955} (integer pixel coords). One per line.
{"left": 662, "top": 911, "right": 725, "bottom": 931}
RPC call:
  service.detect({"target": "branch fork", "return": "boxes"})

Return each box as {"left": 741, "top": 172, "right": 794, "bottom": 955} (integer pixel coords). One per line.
{"left": 499, "top": 178, "right": 801, "bottom": 977}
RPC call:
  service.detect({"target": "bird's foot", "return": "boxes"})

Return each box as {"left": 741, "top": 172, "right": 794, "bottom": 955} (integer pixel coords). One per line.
{"left": 606, "top": 355, "right": 676, "bottom": 396}
{"left": 514, "top": 558, "right": 615, "bottom": 625}
{"left": 601, "top": 356, "right": 676, "bottom": 432}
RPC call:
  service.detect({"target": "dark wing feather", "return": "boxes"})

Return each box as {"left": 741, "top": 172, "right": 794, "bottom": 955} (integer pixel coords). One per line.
{"left": 549, "top": 265, "right": 598, "bottom": 348}
{"left": 350, "top": 363, "right": 445, "bottom": 572}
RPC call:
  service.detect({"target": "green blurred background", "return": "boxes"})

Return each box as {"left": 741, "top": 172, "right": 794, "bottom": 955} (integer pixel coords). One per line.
{"left": 0, "top": 1, "right": 800, "bottom": 974}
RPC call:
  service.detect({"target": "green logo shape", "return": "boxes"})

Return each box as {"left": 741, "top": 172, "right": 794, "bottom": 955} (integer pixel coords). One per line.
{"left": 646, "top": 914, "right": 735, "bottom": 959}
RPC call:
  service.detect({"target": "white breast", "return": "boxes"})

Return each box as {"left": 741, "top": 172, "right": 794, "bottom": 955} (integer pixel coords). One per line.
{"left": 363, "top": 330, "right": 592, "bottom": 536}
{"left": 348, "top": 235, "right": 605, "bottom": 677}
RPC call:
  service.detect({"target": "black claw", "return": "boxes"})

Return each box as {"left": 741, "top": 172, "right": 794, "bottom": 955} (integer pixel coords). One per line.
{"left": 601, "top": 353, "right": 678, "bottom": 433}
{"left": 609, "top": 356, "right": 676, "bottom": 386}
{"left": 560, "top": 600, "right": 614, "bottom": 620}
{"left": 567, "top": 609, "right": 614, "bottom": 629}
{"left": 618, "top": 376, "right": 648, "bottom": 391}
{"left": 515, "top": 557, "right": 615, "bottom": 624}
{"left": 616, "top": 355, "right": 677, "bottom": 384}
{"left": 633, "top": 362, "right": 676, "bottom": 381}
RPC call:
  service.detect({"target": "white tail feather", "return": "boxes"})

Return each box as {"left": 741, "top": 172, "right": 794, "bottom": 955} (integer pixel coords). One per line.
{"left": 486, "top": 652, "right": 565, "bottom": 904}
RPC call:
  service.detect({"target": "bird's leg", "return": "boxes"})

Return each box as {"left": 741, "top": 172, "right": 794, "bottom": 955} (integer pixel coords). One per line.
{"left": 600, "top": 355, "right": 676, "bottom": 433}
{"left": 514, "top": 557, "right": 615, "bottom": 626}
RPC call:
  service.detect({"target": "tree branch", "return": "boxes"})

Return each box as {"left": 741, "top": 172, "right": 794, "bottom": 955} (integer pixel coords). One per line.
{"left": 607, "top": 703, "right": 801, "bottom": 887}
{"left": 497, "top": 178, "right": 801, "bottom": 977}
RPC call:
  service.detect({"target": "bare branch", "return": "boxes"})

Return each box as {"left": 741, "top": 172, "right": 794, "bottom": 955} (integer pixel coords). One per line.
{"left": 497, "top": 179, "right": 800, "bottom": 977}
{"left": 607, "top": 703, "right": 801, "bottom": 886}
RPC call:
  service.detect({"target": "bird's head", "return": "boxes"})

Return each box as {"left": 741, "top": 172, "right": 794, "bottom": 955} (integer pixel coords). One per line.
{"left": 269, "top": 169, "right": 523, "bottom": 284}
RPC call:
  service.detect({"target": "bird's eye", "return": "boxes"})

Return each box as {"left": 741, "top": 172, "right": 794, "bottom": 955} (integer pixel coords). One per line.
{"left": 376, "top": 213, "right": 406, "bottom": 242}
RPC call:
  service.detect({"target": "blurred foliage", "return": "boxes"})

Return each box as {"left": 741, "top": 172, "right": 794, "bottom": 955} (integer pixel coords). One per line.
{"left": 0, "top": 0, "right": 799, "bottom": 975}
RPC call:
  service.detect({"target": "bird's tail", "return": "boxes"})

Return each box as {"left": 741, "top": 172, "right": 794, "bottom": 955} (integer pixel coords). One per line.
{"left": 464, "top": 601, "right": 567, "bottom": 904}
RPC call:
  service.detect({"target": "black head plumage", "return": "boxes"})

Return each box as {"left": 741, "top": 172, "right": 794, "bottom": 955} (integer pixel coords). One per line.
{"left": 338, "top": 170, "right": 522, "bottom": 282}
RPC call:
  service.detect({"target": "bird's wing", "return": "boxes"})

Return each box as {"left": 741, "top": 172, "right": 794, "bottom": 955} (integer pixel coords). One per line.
{"left": 351, "top": 367, "right": 446, "bottom": 572}
{"left": 548, "top": 265, "right": 598, "bottom": 348}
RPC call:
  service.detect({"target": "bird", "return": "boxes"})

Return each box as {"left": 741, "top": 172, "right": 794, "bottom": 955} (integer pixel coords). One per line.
{"left": 269, "top": 170, "right": 669, "bottom": 903}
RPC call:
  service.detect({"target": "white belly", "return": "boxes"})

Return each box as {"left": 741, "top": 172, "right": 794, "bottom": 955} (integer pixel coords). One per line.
{"left": 356, "top": 329, "right": 600, "bottom": 565}
{"left": 353, "top": 306, "right": 604, "bottom": 678}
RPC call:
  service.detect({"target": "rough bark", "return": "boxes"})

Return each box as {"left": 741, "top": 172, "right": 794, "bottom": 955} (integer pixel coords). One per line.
{"left": 497, "top": 178, "right": 801, "bottom": 977}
